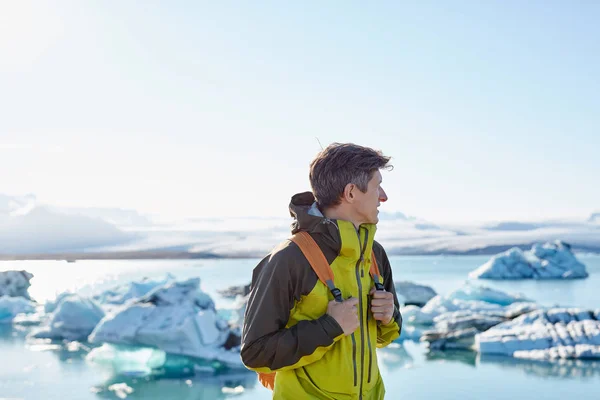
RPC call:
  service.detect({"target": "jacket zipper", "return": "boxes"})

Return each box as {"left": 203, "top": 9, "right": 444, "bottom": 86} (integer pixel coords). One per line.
{"left": 351, "top": 333, "right": 357, "bottom": 386}
{"left": 366, "top": 257, "right": 374, "bottom": 383}
{"left": 355, "top": 227, "right": 369, "bottom": 399}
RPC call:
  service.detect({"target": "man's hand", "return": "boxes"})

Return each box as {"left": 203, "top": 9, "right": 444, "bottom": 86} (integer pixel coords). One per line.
{"left": 327, "top": 297, "right": 359, "bottom": 335}
{"left": 369, "top": 287, "right": 394, "bottom": 325}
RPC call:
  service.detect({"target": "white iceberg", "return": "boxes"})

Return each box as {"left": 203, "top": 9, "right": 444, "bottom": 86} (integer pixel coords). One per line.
{"left": 44, "top": 291, "right": 74, "bottom": 313}
{"left": 0, "top": 295, "right": 36, "bottom": 323}
{"left": 405, "top": 284, "right": 533, "bottom": 325}
{"left": 409, "top": 285, "right": 538, "bottom": 350}
{"left": 477, "top": 308, "right": 600, "bottom": 359}
{"left": 395, "top": 281, "right": 437, "bottom": 306}
{"left": 421, "top": 328, "right": 480, "bottom": 350}
{"left": 469, "top": 241, "right": 588, "bottom": 280}
{"left": 89, "top": 278, "right": 241, "bottom": 368}
{"left": 0, "top": 270, "right": 33, "bottom": 299}
{"left": 92, "top": 275, "right": 175, "bottom": 306}
{"left": 30, "top": 294, "right": 105, "bottom": 341}
{"left": 395, "top": 325, "right": 423, "bottom": 343}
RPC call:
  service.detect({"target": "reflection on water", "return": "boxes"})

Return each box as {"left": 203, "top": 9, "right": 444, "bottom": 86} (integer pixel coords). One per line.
{"left": 92, "top": 372, "right": 258, "bottom": 400}
{"left": 480, "top": 353, "right": 600, "bottom": 380}
{"left": 381, "top": 340, "right": 600, "bottom": 381}
{"left": 377, "top": 343, "right": 414, "bottom": 371}
{"left": 425, "top": 349, "right": 477, "bottom": 367}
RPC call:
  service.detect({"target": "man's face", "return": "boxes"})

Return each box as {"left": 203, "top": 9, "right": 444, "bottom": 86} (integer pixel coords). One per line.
{"left": 352, "top": 170, "right": 388, "bottom": 225}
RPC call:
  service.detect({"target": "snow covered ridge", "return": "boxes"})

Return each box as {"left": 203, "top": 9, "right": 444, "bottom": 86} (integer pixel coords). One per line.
{"left": 477, "top": 308, "right": 600, "bottom": 360}
{"left": 469, "top": 241, "right": 589, "bottom": 280}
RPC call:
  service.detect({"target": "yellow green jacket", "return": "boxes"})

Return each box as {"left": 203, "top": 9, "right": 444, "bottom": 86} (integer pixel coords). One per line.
{"left": 241, "top": 192, "right": 403, "bottom": 399}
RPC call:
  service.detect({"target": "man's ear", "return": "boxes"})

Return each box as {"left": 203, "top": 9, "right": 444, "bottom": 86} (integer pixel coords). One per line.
{"left": 343, "top": 183, "right": 356, "bottom": 203}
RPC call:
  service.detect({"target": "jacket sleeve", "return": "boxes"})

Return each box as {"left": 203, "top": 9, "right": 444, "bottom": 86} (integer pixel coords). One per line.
{"left": 240, "top": 244, "right": 344, "bottom": 373}
{"left": 374, "top": 243, "right": 403, "bottom": 348}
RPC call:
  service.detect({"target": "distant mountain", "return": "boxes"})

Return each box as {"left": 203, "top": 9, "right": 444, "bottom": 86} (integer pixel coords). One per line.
{"left": 483, "top": 222, "right": 546, "bottom": 231}
{"left": 0, "top": 205, "right": 137, "bottom": 254}
{"left": 0, "top": 193, "right": 598, "bottom": 258}
{"left": 53, "top": 206, "right": 153, "bottom": 226}
{"left": 0, "top": 193, "right": 37, "bottom": 215}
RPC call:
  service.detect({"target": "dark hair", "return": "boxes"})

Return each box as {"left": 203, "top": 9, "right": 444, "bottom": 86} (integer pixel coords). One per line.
{"left": 309, "top": 143, "right": 392, "bottom": 209}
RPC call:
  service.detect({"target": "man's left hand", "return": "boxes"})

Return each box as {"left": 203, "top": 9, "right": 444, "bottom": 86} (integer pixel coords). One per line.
{"left": 369, "top": 286, "right": 395, "bottom": 325}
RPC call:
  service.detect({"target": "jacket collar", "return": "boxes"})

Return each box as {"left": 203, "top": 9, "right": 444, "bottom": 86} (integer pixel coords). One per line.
{"left": 288, "top": 192, "right": 377, "bottom": 260}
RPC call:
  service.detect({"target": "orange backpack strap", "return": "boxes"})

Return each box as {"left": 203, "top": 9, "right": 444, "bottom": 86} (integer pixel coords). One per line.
{"left": 369, "top": 250, "right": 385, "bottom": 291}
{"left": 258, "top": 372, "right": 276, "bottom": 390}
{"left": 291, "top": 231, "right": 343, "bottom": 302}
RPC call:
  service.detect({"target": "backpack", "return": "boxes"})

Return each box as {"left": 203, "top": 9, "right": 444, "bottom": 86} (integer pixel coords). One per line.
{"left": 257, "top": 231, "right": 385, "bottom": 390}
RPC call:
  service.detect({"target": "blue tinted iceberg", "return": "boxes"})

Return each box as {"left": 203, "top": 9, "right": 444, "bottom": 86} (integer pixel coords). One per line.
{"left": 0, "top": 295, "right": 36, "bottom": 323}
{"left": 409, "top": 285, "right": 538, "bottom": 350}
{"left": 89, "top": 278, "right": 241, "bottom": 368}
{"left": 0, "top": 270, "right": 33, "bottom": 299}
{"left": 395, "top": 281, "right": 437, "bottom": 306}
{"left": 469, "top": 241, "right": 588, "bottom": 280}
{"left": 92, "top": 275, "right": 175, "bottom": 306}
{"left": 477, "top": 308, "right": 600, "bottom": 359}
{"left": 30, "top": 295, "right": 105, "bottom": 340}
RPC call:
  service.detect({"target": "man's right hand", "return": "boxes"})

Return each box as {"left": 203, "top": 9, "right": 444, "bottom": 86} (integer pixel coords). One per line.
{"left": 326, "top": 297, "right": 359, "bottom": 335}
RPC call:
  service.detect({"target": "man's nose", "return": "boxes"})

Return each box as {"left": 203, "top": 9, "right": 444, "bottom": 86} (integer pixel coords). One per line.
{"left": 379, "top": 188, "right": 388, "bottom": 202}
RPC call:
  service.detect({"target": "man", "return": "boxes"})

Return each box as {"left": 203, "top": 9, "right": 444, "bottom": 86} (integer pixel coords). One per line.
{"left": 241, "top": 143, "right": 403, "bottom": 399}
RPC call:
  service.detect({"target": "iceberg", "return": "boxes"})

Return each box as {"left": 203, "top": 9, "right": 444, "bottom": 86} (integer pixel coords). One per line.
{"left": 395, "top": 281, "right": 436, "bottom": 306}
{"left": 0, "top": 295, "right": 36, "bottom": 323}
{"left": 92, "top": 275, "right": 175, "bottom": 306}
{"left": 30, "top": 294, "right": 105, "bottom": 341}
{"left": 477, "top": 308, "right": 600, "bottom": 358}
{"left": 217, "top": 284, "right": 251, "bottom": 299}
{"left": 469, "top": 241, "right": 588, "bottom": 280}
{"left": 44, "top": 291, "right": 74, "bottom": 313}
{"left": 89, "top": 278, "right": 242, "bottom": 369}
{"left": 404, "top": 284, "right": 533, "bottom": 326}
{"left": 395, "top": 325, "right": 423, "bottom": 342}
{"left": 0, "top": 270, "right": 33, "bottom": 299}
{"left": 411, "top": 285, "right": 538, "bottom": 350}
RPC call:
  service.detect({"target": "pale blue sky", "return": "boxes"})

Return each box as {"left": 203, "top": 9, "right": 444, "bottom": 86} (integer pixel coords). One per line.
{"left": 1, "top": 1, "right": 598, "bottom": 223}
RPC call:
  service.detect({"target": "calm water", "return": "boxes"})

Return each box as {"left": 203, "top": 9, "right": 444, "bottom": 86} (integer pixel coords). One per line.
{"left": 1, "top": 254, "right": 599, "bottom": 400}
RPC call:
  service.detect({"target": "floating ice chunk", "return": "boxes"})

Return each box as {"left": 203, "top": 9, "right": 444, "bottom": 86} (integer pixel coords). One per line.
{"left": 89, "top": 278, "right": 240, "bottom": 368}
{"left": 108, "top": 382, "right": 134, "bottom": 399}
{"left": 0, "top": 295, "right": 36, "bottom": 323}
{"left": 217, "top": 284, "right": 251, "bottom": 299}
{"left": 477, "top": 308, "right": 600, "bottom": 358}
{"left": 93, "top": 275, "right": 175, "bottom": 306}
{"left": 446, "top": 285, "right": 530, "bottom": 306}
{"left": 395, "top": 281, "right": 437, "bottom": 306}
{"left": 395, "top": 325, "right": 423, "bottom": 342}
{"left": 470, "top": 241, "right": 588, "bottom": 280}
{"left": 0, "top": 270, "right": 33, "bottom": 299}
{"left": 421, "top": 328, "right": 480, "bottom": 350}
{"left": 44, "top": 292, "right": 73, "bottom": 313}
{"left": 400, "top": 305, "right": 435, "bottom": 325}
{"left": 29, "top": 294, "right": 105, "bottom": 341}
{"left": 87, "top": 343, "right": 167, "bottom": 377}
